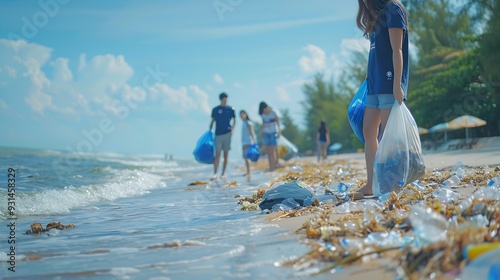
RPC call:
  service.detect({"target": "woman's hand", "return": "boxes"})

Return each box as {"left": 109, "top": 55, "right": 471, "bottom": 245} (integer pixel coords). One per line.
{"left": 394, "top": 86, "right": 404, "bottom": 104}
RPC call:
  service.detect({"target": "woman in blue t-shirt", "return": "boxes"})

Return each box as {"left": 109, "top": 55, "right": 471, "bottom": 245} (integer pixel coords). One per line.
{"left": 356, "top": 0, "right": 409, "bottom": 196}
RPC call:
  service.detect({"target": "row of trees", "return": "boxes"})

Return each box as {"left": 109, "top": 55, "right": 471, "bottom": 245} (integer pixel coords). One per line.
{"left": 281, "top": 0, "right": 499, "bottom": 155}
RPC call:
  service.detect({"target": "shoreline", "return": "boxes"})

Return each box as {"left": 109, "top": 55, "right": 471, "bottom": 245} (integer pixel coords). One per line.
{"left": 247, "top": 143, "right": 500, "bottom": 279}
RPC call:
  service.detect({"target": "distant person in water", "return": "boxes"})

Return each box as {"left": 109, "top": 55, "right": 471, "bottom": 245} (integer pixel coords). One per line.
{"left": 258, "top": 101, "right": 281, "bottom": 171}
{"left": 240, "top": 110, "right": 256, "bottom": 177}
{"left": 317, "top": 120, "right": 330, "bottom": 162}
{"left": 209, "top": 92, "right": 236, "bottom": 180}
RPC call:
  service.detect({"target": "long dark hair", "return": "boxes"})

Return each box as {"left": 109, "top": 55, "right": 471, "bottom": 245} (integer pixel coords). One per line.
{"left": 319, "top": 120, "right": 327, "bottom": 133}
{"left": 356, "top": 0, "right": 408, "bottom": 38}
{"left": 239, "top": 110, "right": 251, "bottom": 122}
{"left": 258, "top": 102, "right": 268, "bottom": 116}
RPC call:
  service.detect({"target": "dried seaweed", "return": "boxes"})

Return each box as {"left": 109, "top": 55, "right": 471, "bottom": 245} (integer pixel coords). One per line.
{"left": 239, "top": 159, "right": 500, "bottom": 278}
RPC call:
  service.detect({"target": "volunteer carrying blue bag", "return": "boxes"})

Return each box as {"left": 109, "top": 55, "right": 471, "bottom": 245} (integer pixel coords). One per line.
{"left": 193, "top": 130, "right": 214, "bottom": 164}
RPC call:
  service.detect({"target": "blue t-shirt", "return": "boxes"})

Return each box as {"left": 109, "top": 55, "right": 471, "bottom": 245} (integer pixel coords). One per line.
{"left": 261, "top": 111, "right": 278, "bottom": 134}
{"left": 241, "top": 120, "right": 253, "bottom": 146}
{"left": 211, "top": 105, "right": 235, "bottom": 135}
{"left": 367, "top": 2, "right": 409, "bottom": 96}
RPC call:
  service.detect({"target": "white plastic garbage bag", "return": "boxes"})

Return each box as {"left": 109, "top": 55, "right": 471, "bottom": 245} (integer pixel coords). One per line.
{"left": 373, "top": 101, "right": 425, "bottom": 196}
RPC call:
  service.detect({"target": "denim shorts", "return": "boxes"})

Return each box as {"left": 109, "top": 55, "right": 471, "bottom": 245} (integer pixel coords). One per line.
{"left": 262, "top": 132, "right": 277, "bottom": 146}
{"left": 365, "top": 94, "right": 395, "bottom": 109}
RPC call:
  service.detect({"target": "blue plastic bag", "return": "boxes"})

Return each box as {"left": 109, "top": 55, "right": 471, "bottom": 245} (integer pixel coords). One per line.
{"left": 193, "top": 130, "right": 214, "bottom": 164}
{"left": 245, "top": 144, "right": 260, "bottom": 162}
{"left": 259, "top": 181, "right": 312, "bottom": 210}
{"left": 348, "top": 80, "right": 367, "bottom": 143}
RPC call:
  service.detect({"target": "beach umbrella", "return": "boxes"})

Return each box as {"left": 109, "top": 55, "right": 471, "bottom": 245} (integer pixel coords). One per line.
{"left": 418, "top": 127, "right": 429, "bottom": 135}
{"left": 448, "top": 115, "right": 487, "bottom": 140}
{"left": 429, "top": 122, "right": 460, "bottom": 142}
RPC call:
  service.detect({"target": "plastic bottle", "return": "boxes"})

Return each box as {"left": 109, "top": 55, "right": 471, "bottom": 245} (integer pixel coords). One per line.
{"left": 488, "top": 177, "right": 500, "bottom": 188}
{"left": 433, "top": 188, "right": 460, "bottom": 204}
{"left": 442, "top": 174, "right": 460, "bottom": 189}
{"left": 340, "top": 238, "right": 363, "bottom": 252}
{"left": 409, "top": 205, "right": 448, "bottom": 245}
{"left": 337, "top": 182, "right": 350, "bottom": 194}
{"left": 463, "top": 243, "right": 500, "bottom": 260}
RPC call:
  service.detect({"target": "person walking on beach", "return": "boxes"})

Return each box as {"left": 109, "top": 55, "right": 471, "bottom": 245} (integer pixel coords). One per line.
{"left": 356, "top": 0, "right": 409, "bottom": 196}
{"left": 240, "top": 110, "right": 256, "bottom": 177}
{"left": 258, "top": 101, "right": 281, "bottom": 172}
{"left": 209, "top": 92, "right": 236, "bottom": 180}
{"left": 317, "top": 120, "right": 330, "bottom": 162}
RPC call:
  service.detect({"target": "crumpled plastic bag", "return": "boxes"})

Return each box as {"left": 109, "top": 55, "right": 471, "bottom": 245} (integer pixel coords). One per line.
{"left": 193, "top": 130, "right": 214, "bottom": 164}
{"left": 259, "top": 181, "right": 312, "bottom": 210}
{"left": 373, "top": 101, "right": 425, "bottom": 196}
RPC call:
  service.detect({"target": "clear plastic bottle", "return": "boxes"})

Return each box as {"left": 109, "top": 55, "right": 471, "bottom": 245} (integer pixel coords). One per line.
{"left": 409, "top": 205, "right": 448, "bottom": 245}
{"left": 488, "top": 177, "right": 500, "bottom": 188}
{"left": 442, "top": 174, "right": 460, "bottom": 189}
{"left": 433, "top": 188, "right": 460, "bottom": 204}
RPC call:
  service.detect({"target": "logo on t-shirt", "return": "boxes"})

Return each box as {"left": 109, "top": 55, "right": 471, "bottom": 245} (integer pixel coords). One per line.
{"left": 218, "top": 109, "right": 223, "bottom": 114}
{"left": 386, "top": 71, "right": 393, "bottom": 80}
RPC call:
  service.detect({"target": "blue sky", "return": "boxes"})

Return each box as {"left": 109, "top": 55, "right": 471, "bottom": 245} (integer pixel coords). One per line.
{"left": 0, "top": 0, "right": 369, "bottom": 157}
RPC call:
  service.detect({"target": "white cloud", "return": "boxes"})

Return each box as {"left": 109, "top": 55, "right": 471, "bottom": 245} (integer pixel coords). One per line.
{"left": 299, "top": 44, "right": 326, "bottom": 73}
{"left": 189, "top": 85, "right": 210, "bottom": 115}
{"left": 51, "top": 58, "right": 73, "bottom": 81}
{"left": 214, "top": 73, "right": 224, "bottom": 84}
{"left": 233, "top": 82, "right": 242, "bottom": 88}
{"left": 148, "top": 83, "right": 210, "bottom": 115}
{"left": 339, "top": 38, "right": 370, "bottom": 56}
{"left": 276, "top": 86, "right": 290, "bottom": 102}
{"left": 21, "top": 56, "right": 52, "bottom": 113}
{"left": 0, "top": 39, "right": 210, "bottom": 119}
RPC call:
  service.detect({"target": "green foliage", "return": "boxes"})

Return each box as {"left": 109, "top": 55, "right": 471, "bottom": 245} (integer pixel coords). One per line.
{"left": 479, "top": 0, "right": 500, "bottom": 82}
{"left": 280, "top": 109, "right": 303, "bottom": 149}
{"left": 295, "top": 0, "right": 499, "bottom": 154}
{"left": 301, "top": 74, "right": 354, "bottom": 154}
{"left": 406, "top": 0, "right": 499, "bottom": 137}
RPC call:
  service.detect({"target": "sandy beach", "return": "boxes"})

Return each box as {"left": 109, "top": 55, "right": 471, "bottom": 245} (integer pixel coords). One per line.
{"left": 249, "top": 137, "right": 500, "bottom": 279}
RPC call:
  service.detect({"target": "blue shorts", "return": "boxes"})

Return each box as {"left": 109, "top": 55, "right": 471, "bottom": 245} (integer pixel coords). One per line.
{"left": 365, "top": 94, "right": 395, "bottom": 109}
{"left": 263, "top": 133, "right": 277, "bottom": 146}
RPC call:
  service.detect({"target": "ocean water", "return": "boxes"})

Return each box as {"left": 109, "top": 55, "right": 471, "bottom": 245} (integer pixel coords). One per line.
{"left": 0, "top": 147, "right": 321, "bottom": 280}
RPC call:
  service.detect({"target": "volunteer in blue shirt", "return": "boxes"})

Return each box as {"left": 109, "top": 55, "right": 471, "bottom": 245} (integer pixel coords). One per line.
{"left": 356, "top": 0, "right": 410, "bottom": 196}
{"left": 209, "top": 92, "right": 236, "bottom": 180}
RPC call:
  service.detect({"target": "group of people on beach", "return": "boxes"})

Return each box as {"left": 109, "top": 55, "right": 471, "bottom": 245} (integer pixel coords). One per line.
{"left": 209, "top": 0, "right": 410, "bottom": 199}
{"left": 209, "top": 92, "right": 283, "bottom": 180}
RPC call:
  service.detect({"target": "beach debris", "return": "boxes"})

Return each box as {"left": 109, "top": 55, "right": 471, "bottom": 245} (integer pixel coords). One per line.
{"left": 188, "top": 180, "right": 210, "bottom": 186}
{"left": 26, "top": 222, "right": 75, "bottom": 235}
{"left": 243, "top": 158, "right": 500, "bottom": 278}
{"left": 224, "top": 181, "right": 240, "bottom": 188}
{"left": 258, "top": 181, "right": 313, "bottom": 211}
